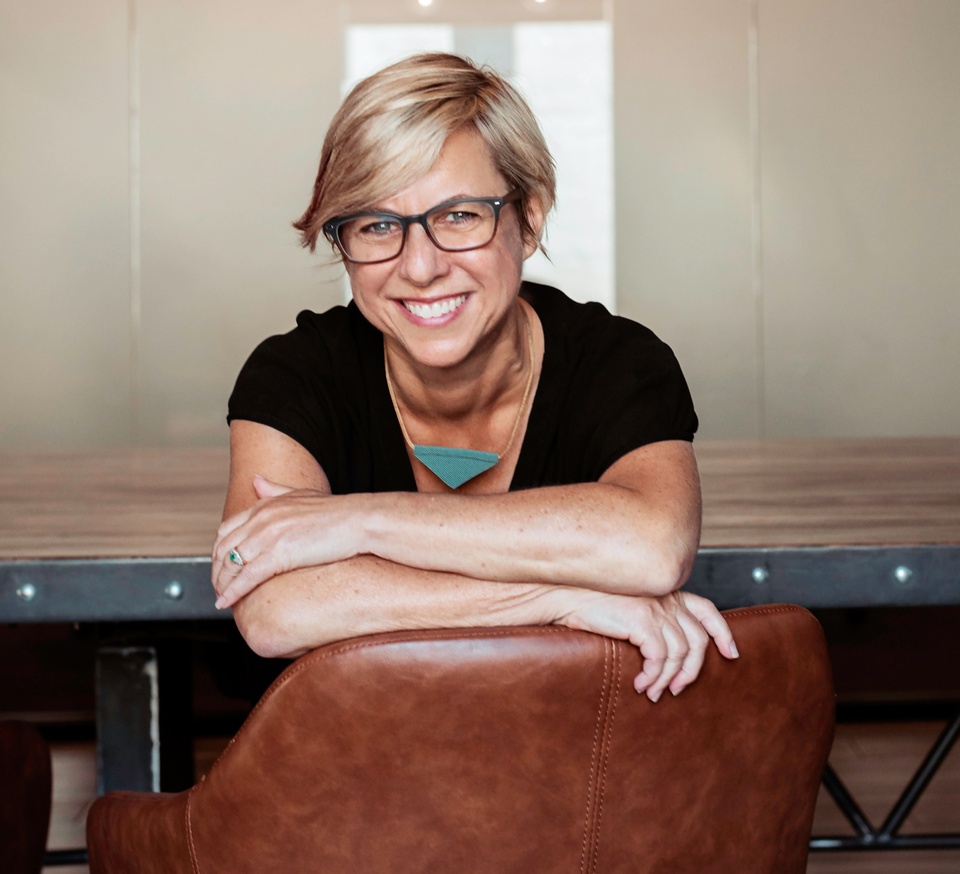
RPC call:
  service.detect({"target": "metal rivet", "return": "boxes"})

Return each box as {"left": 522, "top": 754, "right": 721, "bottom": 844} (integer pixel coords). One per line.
{"left": 164, "top": 581, "right": 184, "bottom": 600}
{"left": 752, "top": 567, "right": 769, "bottom": 584}
{"left": 16, "top": 583, "right": 37, "bottom": 602}
{"left": 893, "top": 566, "right": 913, "bottom": 585}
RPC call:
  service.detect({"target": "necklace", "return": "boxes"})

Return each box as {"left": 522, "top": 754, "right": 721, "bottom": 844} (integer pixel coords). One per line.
{"left": 384, "top": 313, "right": 536, "bottom": 489}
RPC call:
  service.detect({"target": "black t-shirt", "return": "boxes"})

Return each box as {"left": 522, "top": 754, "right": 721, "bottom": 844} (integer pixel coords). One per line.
{"left": 227, "top": 281, "right": 697, "bottom": 493}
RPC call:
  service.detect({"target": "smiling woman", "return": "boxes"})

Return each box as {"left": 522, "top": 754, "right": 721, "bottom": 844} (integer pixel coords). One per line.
{"left": 212, "top": 52, "right": 738, "bottom": 703}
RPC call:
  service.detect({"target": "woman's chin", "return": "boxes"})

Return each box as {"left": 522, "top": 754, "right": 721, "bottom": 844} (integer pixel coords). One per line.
{"left": 392, "top": 336, "right": 476, "bottom": 372}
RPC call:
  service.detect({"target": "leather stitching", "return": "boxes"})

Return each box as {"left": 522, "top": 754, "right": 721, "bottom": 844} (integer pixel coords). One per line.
{"left": 591, "top": 640, "right": 621, "bottom": 873}
{"left": 723, "top": 604, "right": 804, "bottom": 620}
{"left": 579, "top": 637, "right": 610, "bottom": 874}
{"left": 185, "top": 789, "right": 201, "bottom": 874}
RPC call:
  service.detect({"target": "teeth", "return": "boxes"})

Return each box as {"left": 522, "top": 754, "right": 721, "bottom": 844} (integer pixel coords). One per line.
{"left": 404, "top": 294, "right": 466, "bottom": 320}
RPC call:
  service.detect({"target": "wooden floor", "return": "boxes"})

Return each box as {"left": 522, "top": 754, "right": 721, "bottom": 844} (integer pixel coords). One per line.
{"left": 42, "top": 720, "right": 959, "bottom": 873}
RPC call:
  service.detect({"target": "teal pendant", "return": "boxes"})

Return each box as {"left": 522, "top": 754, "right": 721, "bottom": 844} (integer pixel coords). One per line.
{"left": 413, "top": 445, "right": 499, "bottom": 489}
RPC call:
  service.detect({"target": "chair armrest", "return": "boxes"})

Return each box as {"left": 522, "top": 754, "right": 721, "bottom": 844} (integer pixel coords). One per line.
{"left": 87, "top": 790, "right": 194, "bottom": 874}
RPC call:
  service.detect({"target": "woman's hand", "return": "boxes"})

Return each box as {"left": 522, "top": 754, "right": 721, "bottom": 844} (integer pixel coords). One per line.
{"left": 552, "top": 589, "right": 738, "bottom": 702}
{"left": 212, "top": 475, "right": 361, "bottom": 609}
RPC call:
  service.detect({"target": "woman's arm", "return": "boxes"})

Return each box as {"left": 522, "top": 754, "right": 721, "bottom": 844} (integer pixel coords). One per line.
{"left": 214, "top": 429, "right": 700, "bottom": 608}
{"left": 232, "top": 554, "right": 734, "bottom": 703}
{"left": 214, "top": 420, "right": 734, "bottom": 701}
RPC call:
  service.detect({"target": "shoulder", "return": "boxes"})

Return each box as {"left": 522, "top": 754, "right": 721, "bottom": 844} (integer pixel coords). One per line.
{"left": 227, "top": 302, "right": 377, "bottom": 435}
{"left": 233, "top": 303, "right": 381, "bottom": 391}
{"left": 521, "top": 280, "right": 675, "bottom": 367}
{"left": 517, "top": 281, "right": 697, "bottom": 480}
{"left": 252, "top": 303, "right": 367, "bottom": 364}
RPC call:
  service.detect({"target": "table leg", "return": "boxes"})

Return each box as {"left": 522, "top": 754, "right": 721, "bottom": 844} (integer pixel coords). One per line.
{"left": 95, "top": 641, "right": 194, "bottom": 794}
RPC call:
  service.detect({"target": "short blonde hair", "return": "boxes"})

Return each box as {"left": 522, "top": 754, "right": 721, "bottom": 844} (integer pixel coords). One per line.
{"left": 293, "top": 53, "right": 556, "bottom": 255}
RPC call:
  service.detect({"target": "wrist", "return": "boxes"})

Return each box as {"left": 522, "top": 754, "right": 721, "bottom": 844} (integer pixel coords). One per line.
{"left": 338, "top": 492, "right": 373, "bottom": 558}
{"left": 352, "top": 491, "right": 406, "bottom": 561}
{"left": 537, "top": 585, "right": 598, "bottom": 626}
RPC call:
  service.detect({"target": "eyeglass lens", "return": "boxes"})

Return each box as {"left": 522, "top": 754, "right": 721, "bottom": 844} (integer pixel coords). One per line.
{"left": 338, "top": 199, "right": 500, "bottom": 263}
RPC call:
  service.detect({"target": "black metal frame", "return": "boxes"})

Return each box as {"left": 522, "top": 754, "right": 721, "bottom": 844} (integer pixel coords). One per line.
{"left": 5, "top": 545, "right": 959, "bottom": 624}
{"left": 813, "top": 710, "right": 960, "bottom": 851}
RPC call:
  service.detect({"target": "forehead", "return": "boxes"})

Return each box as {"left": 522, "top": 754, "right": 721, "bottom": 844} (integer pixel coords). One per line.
{"left": 377, "top": 128, "right": 506, "bottom": 212}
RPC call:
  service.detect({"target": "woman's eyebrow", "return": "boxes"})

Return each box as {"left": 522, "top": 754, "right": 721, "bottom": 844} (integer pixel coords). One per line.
{"left": 366, "top": 193, "right": 482, "bottom": 214}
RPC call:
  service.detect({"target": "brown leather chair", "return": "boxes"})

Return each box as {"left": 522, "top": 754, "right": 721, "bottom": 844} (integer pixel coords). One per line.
{"left": 0, "top": 720, "right": 52, "bottom": 874}
{"left": 87, "top": 604, "right": 834, "bottom": 873}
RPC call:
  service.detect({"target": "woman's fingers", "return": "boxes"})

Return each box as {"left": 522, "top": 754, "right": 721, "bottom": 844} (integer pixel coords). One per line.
{"left": 634, "top": 614, "right": 689, "bottom": 702}
{"left": 557, "top": 591, "right": 701, "bottom": 702}
{"left": 211, "top": 532, "right": 266, "bottom": 607}
{"left": 612, "top": 591, "right": 738, "bottom": 701}
{"left": 630, "top": 626, "right": 668, "bottom": 699}
{"left": 214, "top": 556, "right": 268, "bottom": 609}
{"left": 682, "top": 592, "right": 740, "bottom": 660}
{"left": 667, "top": 598, "right": 711, "bottom": 696}
{"left": 211, "top": 479, "right": 361, "bottom": 608}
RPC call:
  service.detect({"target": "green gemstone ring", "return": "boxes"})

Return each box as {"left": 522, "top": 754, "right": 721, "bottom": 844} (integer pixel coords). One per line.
{"left": 228, "top": 547, "right": 245, "bottom": 567}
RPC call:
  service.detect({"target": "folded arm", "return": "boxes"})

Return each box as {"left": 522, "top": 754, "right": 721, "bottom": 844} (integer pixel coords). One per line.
{"left": 232, "top": 554, "right": 733, "bottom": 703}
{"left": 213, "top": 422, "right": 701, "bottom": 608}
{"left": 213, "top": 420, "right": 734, "bottom": 701}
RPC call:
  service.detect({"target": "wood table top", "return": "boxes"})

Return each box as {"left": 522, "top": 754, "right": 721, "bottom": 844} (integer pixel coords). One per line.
{"left": 0, "top": 447, "right": 229, "bottom": 560}
{"left": 696, "top": 437, "right": 960, "bottom": 549}
{"left": 1, "top": 437, "right": 958, "bottom": 561}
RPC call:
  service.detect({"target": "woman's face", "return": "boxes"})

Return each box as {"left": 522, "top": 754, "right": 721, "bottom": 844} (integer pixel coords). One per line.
{"left": 345, "top": 127, "right": 540, "bottom": 370}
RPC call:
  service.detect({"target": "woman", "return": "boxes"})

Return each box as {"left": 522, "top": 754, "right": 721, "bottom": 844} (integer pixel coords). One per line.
{"left": 212, "top": 53, "right": 737, "bottom": 704}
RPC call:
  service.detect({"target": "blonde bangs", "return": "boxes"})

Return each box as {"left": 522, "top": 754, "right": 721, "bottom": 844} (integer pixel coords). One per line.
{"left": 293, "top": 53, "right": 556, "bottom": 257}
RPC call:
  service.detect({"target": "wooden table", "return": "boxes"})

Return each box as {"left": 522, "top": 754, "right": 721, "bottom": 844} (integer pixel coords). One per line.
{"left": 4, "top": 438, "right": 958, "bottom": 622}
{"left": 2, "top": 438, "right": 959, "bottom": 853}
{"left": 692, "top": 437, "right": 960, "bottom": 609}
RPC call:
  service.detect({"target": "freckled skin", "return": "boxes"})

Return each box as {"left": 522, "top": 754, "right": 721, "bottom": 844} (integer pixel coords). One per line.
{"left": 213, "top": 128, "right": 737, "bottom": 701}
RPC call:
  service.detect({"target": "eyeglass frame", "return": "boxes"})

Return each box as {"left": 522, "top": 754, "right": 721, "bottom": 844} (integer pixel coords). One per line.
{"left": 322, "top": 189, "right": 523, "bottom": 265}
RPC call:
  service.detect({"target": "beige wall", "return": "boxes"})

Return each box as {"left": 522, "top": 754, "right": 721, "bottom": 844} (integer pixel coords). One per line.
{"left": 615, "top": 0, "right": 960, "bottom": 438}
{"left": 2, "top": 0, "right": 958, "bottom": 448}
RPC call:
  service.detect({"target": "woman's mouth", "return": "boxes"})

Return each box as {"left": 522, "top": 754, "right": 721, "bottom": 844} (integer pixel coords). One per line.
{"left": 402, "top": 294, "right": 467, "bottom": 320}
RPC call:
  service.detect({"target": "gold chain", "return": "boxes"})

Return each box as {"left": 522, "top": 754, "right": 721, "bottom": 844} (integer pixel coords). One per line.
{"left": 384, "top": 310, "right": 536, "bottom": 460}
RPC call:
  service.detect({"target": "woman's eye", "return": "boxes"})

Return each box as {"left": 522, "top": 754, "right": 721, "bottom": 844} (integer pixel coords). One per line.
{"left": 438, "top": 208, "right": 480, "bottom": 226}
{"left": 358, "top": 219, "right": 400, "bottom": 237}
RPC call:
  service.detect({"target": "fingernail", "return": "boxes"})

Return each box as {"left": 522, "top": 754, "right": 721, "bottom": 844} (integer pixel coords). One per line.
{"left": 648, "top": 689, "right": 661, "bottom": 703}
{"left": 730, "top": 641, "right": 740, "bottom": 658}
{"left": 215, "top": 596, "right": 226, "bottom": 610}
{"left": 670, "top": 687, "right": 681, "bottom": 697}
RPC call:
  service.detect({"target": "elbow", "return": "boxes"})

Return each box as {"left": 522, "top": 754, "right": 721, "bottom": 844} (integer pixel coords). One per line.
{"left": 651, "top": 550, "right": 695, "bottom": 595}
{"left": 639, "top": 512, "right": 701, "bottom": 595}
{"left": 624, "top": 535, "right": 697, "bottom": 597}
{"left": 233, "top": 598, "right": 310, "bottom": 660}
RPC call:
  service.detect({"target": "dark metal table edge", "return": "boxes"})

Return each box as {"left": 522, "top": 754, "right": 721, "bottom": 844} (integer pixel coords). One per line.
{"left": 2, "top": 543, "right": 958, "bottom": 622}
{"left": 0, "top": 556, "right": 223, "bottom": 622}
{"left": 688, "top": 544, "right": 960, "bottom": 610}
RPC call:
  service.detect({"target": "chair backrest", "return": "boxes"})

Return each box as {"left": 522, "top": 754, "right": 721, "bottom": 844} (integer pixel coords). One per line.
{"left": 0, "top": 720, "right": 52, "bottom": 874}
{"left": 88, "top": 604, "right": 834, "bottom": 874}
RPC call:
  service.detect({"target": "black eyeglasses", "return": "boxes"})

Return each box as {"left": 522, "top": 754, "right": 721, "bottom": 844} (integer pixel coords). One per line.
{"left": 322, "top": 190, "right": 521, "bottom": 264}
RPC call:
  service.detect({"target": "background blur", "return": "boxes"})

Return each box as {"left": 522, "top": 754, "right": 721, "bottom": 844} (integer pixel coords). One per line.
{"left": 2, "top": 0, "right": 958, "bottom": 449}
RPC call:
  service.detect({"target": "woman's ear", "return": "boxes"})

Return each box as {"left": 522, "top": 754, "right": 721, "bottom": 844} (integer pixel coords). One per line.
{"left": 522, "top": 196, "right": 546, "bottom": 260}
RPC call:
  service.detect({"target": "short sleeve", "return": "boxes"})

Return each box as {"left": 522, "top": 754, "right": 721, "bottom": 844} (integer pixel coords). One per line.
{"left": 225, "top": 305, "right": 416, "bottom": 494}
{"left": 227, "top": 315, "right": 338, "bottom": 467}
{"left": 575, "top": 317, "right": 698, "bottom": 478}
{"left": 513, "top": 284, "right": 698, "bottom": 488}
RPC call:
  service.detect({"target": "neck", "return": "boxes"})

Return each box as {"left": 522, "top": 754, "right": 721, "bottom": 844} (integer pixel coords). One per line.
{"left": 385, "top": 302, "right": 531, "bottom": 423}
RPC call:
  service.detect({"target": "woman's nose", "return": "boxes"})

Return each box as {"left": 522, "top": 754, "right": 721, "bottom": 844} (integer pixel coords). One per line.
{"left": 397, "top": 223, "right": 449, "bottom": 285}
